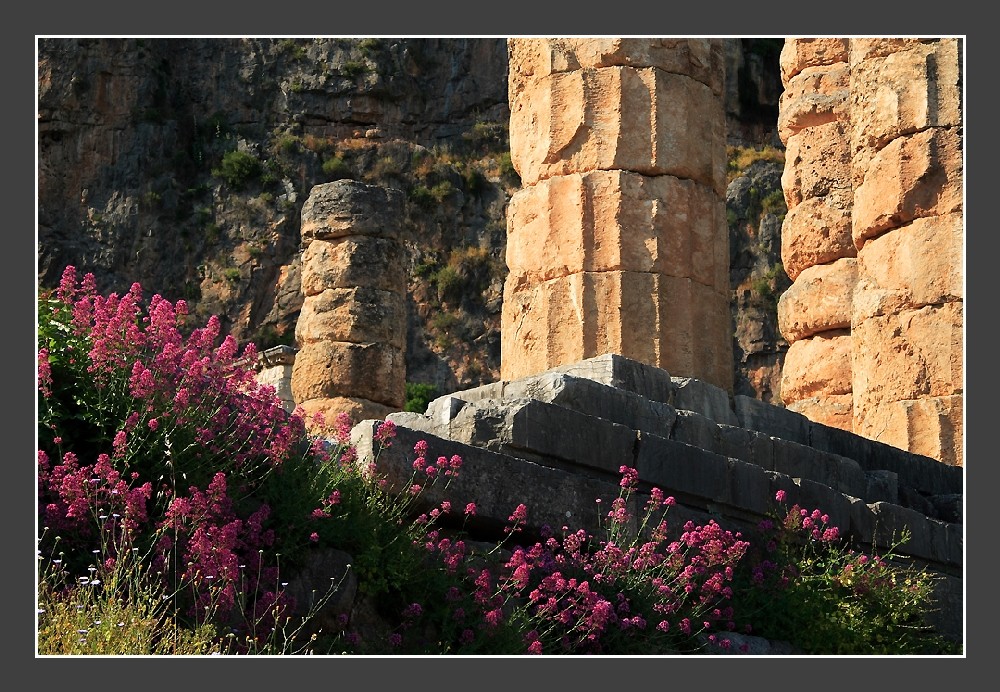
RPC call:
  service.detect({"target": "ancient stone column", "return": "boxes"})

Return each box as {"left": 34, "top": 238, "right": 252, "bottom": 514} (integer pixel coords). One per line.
{"left": 501, "top": 38, "right": 733, "bottom": 393}
{"left": 848, "top": 38, "right": 964, "bottom": 467}
{"left": 291, "top": 180, "right": 407, "bottom": 426}
{"left": 776, "top": 38, "right": 964, "bottom": 467}
{"left": 776, "top": 38, "right": 856, "bottom": 432}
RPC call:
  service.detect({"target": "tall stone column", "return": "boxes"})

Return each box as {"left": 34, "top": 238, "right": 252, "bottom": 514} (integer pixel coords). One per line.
{"left": 291, "top": 180, "right": 407, "bottom": 427}
{"left": 501, "top": 38, "right": 733, "bottom": 393}
{"left": 848, "top": 38, "right": 964, "bottom": 466}
{"left": 776, "top": 39, "right": 856, "bottom": 432}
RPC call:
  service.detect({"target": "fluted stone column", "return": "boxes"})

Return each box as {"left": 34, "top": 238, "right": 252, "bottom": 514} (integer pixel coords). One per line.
{"left": 502, "top": 38, "right": 733, "bottom": 393}
{"left": 776, "top": 38, "right": 963, "bottom": 467}
{"left": 291, "top": 180, "right": 407, "bottom": 427}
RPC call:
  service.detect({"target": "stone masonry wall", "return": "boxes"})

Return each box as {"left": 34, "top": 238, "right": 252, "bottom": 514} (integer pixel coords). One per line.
{"left": 777, "top": 39, "right": 964, "bottom": 467}
{"left": 360, "top": 354, "right": 963, "bottom": 642}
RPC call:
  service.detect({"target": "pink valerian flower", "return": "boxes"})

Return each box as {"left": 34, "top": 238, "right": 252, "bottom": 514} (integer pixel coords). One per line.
{"left": 309, "top": 532, "right": 319, "bottom": 542}
{"left": 333, "top": 412, "right": 353, "bottom": 445}
{"left": 374, "top": 419, "right": 396, "bottom": 446}
{"left": 464, "top": 503, "right": 477, "bottom": 516}
{"left": 619, "top": 465, "right": 639, "bottom": 490}
{"left": 509, "top": 503, "right": 528, "bottom": 523}
{"left": 413, "top": 440, "right": 428, "bottom": 456}
{"left": 775, "top": 489, "right": 787, "bottom": 502}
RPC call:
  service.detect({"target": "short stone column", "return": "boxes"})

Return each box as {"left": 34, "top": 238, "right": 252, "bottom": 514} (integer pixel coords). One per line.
{"left": 501, "top": 38, "right": 733, "bottom": 393}
{"left": 848, "top": 38, "right": 964, "bottom": 466}
{"left": 291, "top": 180, "right": 407, "bottom": 426}
{"left": 776, "top": 38, "right": 856, "bottom": 432}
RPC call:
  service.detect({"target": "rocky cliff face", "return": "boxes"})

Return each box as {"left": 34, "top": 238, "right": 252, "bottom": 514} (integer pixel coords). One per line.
{"left": 36, "top": 37, "right": 784, "bottom": 405}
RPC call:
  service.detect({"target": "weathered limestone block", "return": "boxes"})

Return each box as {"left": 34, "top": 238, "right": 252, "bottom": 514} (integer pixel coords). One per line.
{"left": 255, "top": 362, "right": 296, "bottom": 414}
{"left": 294, "top": 286, "right": 406, "bottom": 349}
{"left": 852, "top": 128, "right": 964, "bottom": 245}
{"left": 777, "top": 258, "right": 857, "bottom": 341}
{"left": 849, "top": 38, "right": 940, "bottom": 63}
{"left": 780, "top": 121, "right": 852, "bottom": 211}
{"left": 508, "top": 37, "right": 725, "bottom": 97}
{"left": 548, "top": 352, "right": 674, "bottom": 404}
{"left": 504, "top": 169, "right": 726, "bottom": 290}
{"left": 852, "top": 301, "right": 963, "bottom": 412}
{"left": 670, "top": 377, "right": 738, "bottom": 427}
{"left": 351, "top": 420, "right": 625, "bottom": 539}
{"left": 635, "top": 432, "right": 730, "bottom": 506}
{"left": 780, "top": 330, "right": 853, "bottom": 401}
{"left": 853, "top": 395, "right": 963, "bottom": 468}
{"left": 500, "top": 371, "right": 680, "bottom": 436}
{"left": 509, "top": 65, "right": 726, "bottom": 192}
{"left": 733, "top": 394, "right": 811, "bottom": 446}
{"left": 779, "top": 38, "right": 849, "bottom": 83}
{"left": 290, "top": 339, "right": 405, "bottom": 408}
{"left": 300, "top": 236, "right": 406, "bottom": 296}
{"left": 501, "top": 271, "right": 733, "bottom": 392}
{"left": 780, "top": 195, "right": 855, "bottom": 280}
{"left": 786, "top": 395, "right": 853, "bottom": 433}
{"left": 852, "top": 213, "right": 963, "bottom": 321}
{"left": 777, "top": 63, "right": 850, "bottom": 144}
{"left": 848, "top": 39, "right": 962, "bottom": 159}
{"left": 299, "top": 180, "right": 405, "bottom": 241}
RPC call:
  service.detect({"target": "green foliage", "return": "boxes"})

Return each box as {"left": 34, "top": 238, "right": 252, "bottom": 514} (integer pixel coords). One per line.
{"left": 760, "top": 188, "right": 787, "bottom": 219}
{"left": 278, "top": 39, "right": 307, "bottom": 61}
{"left": 321, "top": 155, "right": 352, "bottom": 181}
{"left": 498, "top": 152, "right": 519, "bottom": 185}
{"left": 213, "top": 149, "right": 262, "bottom": 190}
{"left": 357, "top": 38, "right": 382, "bottom": 55}
{"left": 729, "top": 497, "right": 960, "bottom": 655}
{"left": 340, "top": 60, "right": 368, "bottom": 80}
{"left": 276, "top": 134, "right": 301, "bottom": 157}
{"left": 433, "top": 265, "right": 462, "bottom": 304}
{"left": 223, "top": 267, "right": 241, "bottom": 283}
{"left": 404, "top": 382, "right": 439, "bottom": 414}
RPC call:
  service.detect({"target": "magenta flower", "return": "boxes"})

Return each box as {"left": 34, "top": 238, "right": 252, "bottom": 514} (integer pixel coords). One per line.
{"left": 775, "top": 489, "right": 786, "bottom": 502}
